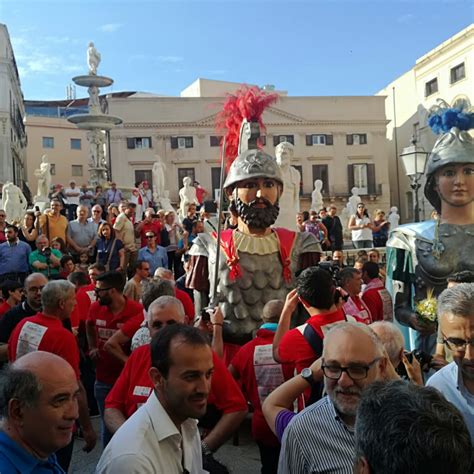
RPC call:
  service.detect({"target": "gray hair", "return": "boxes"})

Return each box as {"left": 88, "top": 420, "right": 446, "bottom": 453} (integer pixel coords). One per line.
{"left": 438, "top": 283, "right": 474, "bottom": 319}
{"left": 323, "top": 321, "right": 385, "bottom": 358}
{"left": 262, "top": 299, "right": 284, "bottom": 323}
{"left": 142, "top": 280, "right": 175, "bottom": 311}
{"left": 154, "top": 267, "right": 174, "bottom": 281}
{"left": 0, "top": 366, "right": 42, "bottom": 418}
{"left": 370, "top": 321, "right": 404, "bottom": 366}
{"left": 355, "top": 380, "right": 472, "bottom": 474}
{"left": 35, "top": 235, "right": 48, "bottom": 244}
{"left": 24, "top": 273, "right": 48, "bottom": 289}
{"left": 41, "top": 280, "right": 75, "bottom": 311}
{"left": 147, "top": 296, "right": 185, "bottom": 324}
{"left": 339, "top": 267, "right": 360, "bottom": 288}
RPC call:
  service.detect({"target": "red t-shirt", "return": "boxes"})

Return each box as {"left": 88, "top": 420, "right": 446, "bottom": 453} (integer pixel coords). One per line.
{"left": 105, "top": 344, "right": 247, "bottom": 418}
{"left": 175, "top": 287, "right": 195, "bottom": 321}
{"left": 362, "top": 280, "right": 392, "bottom": 322}
{"left": 8, "top": 313, "right": 80, "bottom": 378}
{"left": 0, "top": 301, "right": 12, "bottom": 318}
{"left": 70, "top": 284, "right": 97, "bottom": 329}
{"left": 230, "top": 329, "right": 295, "bottom": 446}
{"left": 87, "top": 298, "right": 144, "bottom": 385}
{"left": 139, "top": 221, "right": 162, "bottom": 248}
{"left": 279, "top": 308, "right": 346, "bottom": 374}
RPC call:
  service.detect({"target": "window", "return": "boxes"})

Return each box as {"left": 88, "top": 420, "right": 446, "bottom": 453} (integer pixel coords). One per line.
{"left": 126, "top": 137, "right": 152, "bottom": 149}
{"left": 273, "top": 135, "right": 294, "bottom": 146}
{"left": 71, "top": 165, "right": 83, "bottom": 177}
{"left": 171, "top": 136, "right": 193, "bottom": 149}
{"left": 50, "top": 164, "right": 56, "bottom": 175}
{"left": 42, "top": 137, "right": 54, "bottom": 148}
{"left": 211, "top": 167, "right": 221, "bottom": 201}
{"left": 134, "top": 170, "right": 152, "bottom": 186}
{"left": 259, "top": 135, "right": 267, "bottom": 146}
{"left": 293, "top": 165, "right": 304, "bottom": 196}
{"left": 178, "top": 168, "right": 195, "bottom": 189}
{"left": 70, "top": 138, "right": 81, "bottom": 150}
{"left": 210, "top": 136, "right": 222, "bottom": 147}
{"left": 312, "top": 165, "right": 329, "bottom": 194}
{"left": 306, "top": 134, "right": 333, "bottom": 146}
{"left": 348, "top": 163, "right": 376, "bottom": 195}
{"left": 450, "top": 63, "right": 465, "bottom": 84}
{"left": 346, "top": 134, "right": 367, "bottom": 145}
{"left": 425, "top": 78, "right": 438, "bottom": 97}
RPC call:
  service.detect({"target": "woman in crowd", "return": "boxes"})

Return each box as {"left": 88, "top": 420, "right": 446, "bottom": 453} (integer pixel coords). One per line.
{"left": 372, "top": 209, "right": 390, "bottom": 247}
{"left": 163, "top": 211, "right": 183, "bottom": 277}
{"left": 106, "top": 204, "right": 119, "bottom": 225}
{"left": 348, "top": 202, "right": 374, "bottom": 249}
{"left": 95, "top": 222, "right": 125, "bottom": 272}
{"left": 18, "top": 211, "right": 38, "bottom": 250}
{"left": 51, "top": 237, "right": 68, "bottom": 255}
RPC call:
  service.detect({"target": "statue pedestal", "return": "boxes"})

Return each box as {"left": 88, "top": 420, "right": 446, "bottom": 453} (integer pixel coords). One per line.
{"left": 89, "top": 167, "right": 108, "bottom": 187}
{"left": 33, "top": 197, "right": 49, "bottom": 213}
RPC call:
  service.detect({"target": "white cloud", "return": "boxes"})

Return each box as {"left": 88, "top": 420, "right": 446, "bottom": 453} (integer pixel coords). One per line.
{"left": 157, "top": 55, "right": 184, "bottom": 63}
{"left": 98, "top": 23, "right": 123, "bottom": 33}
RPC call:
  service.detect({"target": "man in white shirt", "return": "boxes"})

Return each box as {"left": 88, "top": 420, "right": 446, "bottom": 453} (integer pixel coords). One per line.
{"left": 113, "top": 202, "right": 137, "bottom": 277}
{"left": 96, "top": 324, "right": 213, "bottom": 474}
{"left": 427, "top": 283, "right": 474, "bottom": 445}
{"left": 64, "top": 180, "right": 81, "bottom": 221}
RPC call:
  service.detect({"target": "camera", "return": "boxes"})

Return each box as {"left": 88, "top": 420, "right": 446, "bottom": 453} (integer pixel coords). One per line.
{"left": 318, "top": 260, "right": 342, "bottom": 287}
{"left": 201, "top": 308, "right": 212, "bottom": 322}
{"left": 396, "top": 349, "right": 433, "bottom": 378}
{"left": 41, "top": 247, "right": 52, "bottom": 258}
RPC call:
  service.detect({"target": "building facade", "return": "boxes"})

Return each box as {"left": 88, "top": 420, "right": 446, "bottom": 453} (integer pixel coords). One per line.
{"left": 378, "top": 24, "right": 473, "bottom": 222}
{"left": 0, "top": 24, "right": 27, "bottom": 194}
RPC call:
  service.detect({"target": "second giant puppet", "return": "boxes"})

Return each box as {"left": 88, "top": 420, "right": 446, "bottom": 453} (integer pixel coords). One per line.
{"left": 187, "top": 87, "right": 322, "bottom": 344}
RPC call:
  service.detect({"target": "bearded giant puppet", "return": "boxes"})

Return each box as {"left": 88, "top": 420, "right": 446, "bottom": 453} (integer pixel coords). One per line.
{"left": 187, "top": 87, "right": 322, "bottom": 344}
{"left": 387, "top": 100, "right": 474, "bottom": 352}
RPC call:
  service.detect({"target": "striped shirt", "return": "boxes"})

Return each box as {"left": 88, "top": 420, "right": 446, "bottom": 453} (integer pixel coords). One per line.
{"left": 278, "top": 396, "right": 355, "bottom": 474}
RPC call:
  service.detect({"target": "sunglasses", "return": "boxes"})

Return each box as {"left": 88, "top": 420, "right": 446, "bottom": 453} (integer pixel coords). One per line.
{"left": 94, "top": 287, "right": 114, "bottom": 294}
{"left": 146, "top": 235, "right": 155, "bottom": 239}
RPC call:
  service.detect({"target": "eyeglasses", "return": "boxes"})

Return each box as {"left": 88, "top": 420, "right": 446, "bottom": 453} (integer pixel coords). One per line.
{"left": 28, "top": 286, "right": 45, "bottom": 293}
{"left": 93, "top": 210, "right": 101, "bottom": 213}
{"left": 443, "top": 337, "right": 474, "bottom": 352}
{"left": 94, "top": 287, "right": 114, "bottom": 294}
{"left": 322, "top": 357, "right": 381, "bottom": 381}
{"left": 146, "top": 235, "right": 155, "bottom": 239}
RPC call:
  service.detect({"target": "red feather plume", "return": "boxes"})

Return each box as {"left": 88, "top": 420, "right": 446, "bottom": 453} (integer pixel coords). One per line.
{"left": 215, "top": 86, "right": 278, "bottom": 170}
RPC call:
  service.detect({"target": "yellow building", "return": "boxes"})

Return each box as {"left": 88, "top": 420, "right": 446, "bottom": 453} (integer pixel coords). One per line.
{"left": 378, "top": 24, "right": 473, "bottom": 222}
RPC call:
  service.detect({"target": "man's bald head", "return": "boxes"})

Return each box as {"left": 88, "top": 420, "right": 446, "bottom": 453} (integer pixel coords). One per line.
{"left": 12, "top": 351, "right": 76, "bottom": 380}
{"left": 262, "top": 299, "right": 284, "bottom": 323}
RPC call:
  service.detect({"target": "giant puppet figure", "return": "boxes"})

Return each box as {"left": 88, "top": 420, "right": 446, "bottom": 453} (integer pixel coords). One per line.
{"left": 387, "top": 100, "right": 474, "bottom": 351}
{"left": 187, "top": 87, "right": 322, "bottom": 344}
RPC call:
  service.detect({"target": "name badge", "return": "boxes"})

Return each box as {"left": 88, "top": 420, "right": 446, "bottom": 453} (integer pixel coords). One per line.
{"left": 133, "top": 386, "right": 152, "bottom": 397}
{"left": 96, "top": 319, "right": 106, "bottom": 327}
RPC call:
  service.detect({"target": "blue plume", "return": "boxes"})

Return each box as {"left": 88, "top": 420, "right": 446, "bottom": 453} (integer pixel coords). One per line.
{"left": 428, "top": 108, "right": 474, "bottom": 134}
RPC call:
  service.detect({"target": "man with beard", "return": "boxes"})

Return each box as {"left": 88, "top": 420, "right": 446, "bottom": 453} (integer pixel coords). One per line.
{"left": 278, "top": 322, "right": 390, "bottom": 474}
{"left": 97, "top": 324, "right": 213, "bottom": 473}
{"left": 427, "top": 283, "right": 474, "bottom": 444}
{"left": 85, "top": 270, "right": 143, "bottom": 447}
{"left": 187, "top": 92, "right": 321, "bottom": 344}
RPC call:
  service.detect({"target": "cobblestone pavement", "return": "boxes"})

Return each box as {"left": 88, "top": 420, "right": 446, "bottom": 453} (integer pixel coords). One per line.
{"left": 71, "top": 416, "right": 262, "bottom": 473}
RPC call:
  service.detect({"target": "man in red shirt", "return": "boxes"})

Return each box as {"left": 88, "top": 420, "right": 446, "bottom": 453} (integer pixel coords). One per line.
{"left": 86, "top": 270, "right": 144, "bottom": 447}
{"left": 229, "top": 299, "right": 295, "bottom": 474}
{"left": 340, "top": 267, "right": 373, "bottom": 324}
{"left": 361, "top": 262, "right": 393, "bottom": 322}
{"left": 135, "top": 208, "right": 162, "bottom": 248}
{"left": 8, "top": 280, "right": 96, "bottom": 470}
{"left": 104, "top": 295, "right": 247, "bottom": 465}
{"left": 273, "top": 267, "right": 346, "bottom": 397}
{"left": 0, "top": 280, "right": 23, "bottom": 318}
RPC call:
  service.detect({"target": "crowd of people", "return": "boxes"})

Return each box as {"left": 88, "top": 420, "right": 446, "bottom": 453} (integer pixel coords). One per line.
{"left": 0, "top": 92, "right": 472, "bottom": 474}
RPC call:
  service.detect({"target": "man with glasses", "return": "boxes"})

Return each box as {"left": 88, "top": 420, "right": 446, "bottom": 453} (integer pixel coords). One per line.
{"left": 38, "top": 198, "right": 69, "bottom": 243}
{"left": 427, "top": 283, "right": 474, "bottom": 443}
{"left": 138, "top": 230, "right": 168, "bottom": 275}
{"left": 278, "top": 322, "right": 390, "bottom": 474}
{"left": 0, "top": 225, "right": 31, "bottom": 285}
{"left": 85, "top": 270, "right": 144, "bottom": 447}
{"left": 88, "top": 204, "right": 105, "bottom": 232}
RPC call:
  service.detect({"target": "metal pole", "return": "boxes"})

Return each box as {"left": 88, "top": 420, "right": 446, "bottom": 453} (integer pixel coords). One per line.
{"left": 413, "top": 180, "right": 420, "bottom": 222}
{"left": 210, "top": 138, "right": 227, "bottom": 306}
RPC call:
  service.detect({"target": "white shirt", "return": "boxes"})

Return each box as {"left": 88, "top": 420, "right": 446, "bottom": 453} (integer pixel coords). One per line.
{"left": 65, "top": 187, "right": 80, "bottom": 205}
{"left": 96, "top": 392, "right": 207, "bottom": 474}
{"left": 351, "top": 215, "right": 372, "bottom": 242}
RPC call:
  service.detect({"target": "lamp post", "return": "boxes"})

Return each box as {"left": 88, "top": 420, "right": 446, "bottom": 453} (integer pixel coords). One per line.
{"left": 400, "top": 135, "right": 428, "bottom": 222}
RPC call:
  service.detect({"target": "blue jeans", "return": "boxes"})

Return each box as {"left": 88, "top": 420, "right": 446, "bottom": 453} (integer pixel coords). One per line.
{"left": 352, "top": 240, "right": 373, "bottom": 249}
{"left": 94, "top": 380, "right": 114, "bottom": 447}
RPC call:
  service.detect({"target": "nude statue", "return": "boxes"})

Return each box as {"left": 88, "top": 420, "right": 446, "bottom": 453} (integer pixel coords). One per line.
{"left": 179, "top": 176, "right": 198, "bottom": 218}
{"left": 152, "top": 155, "right": 166, "bottom": 202}
{"left": 34, "top": 155, "right": 51, "bottom": 200}
{"left": 2, "top": 182, "right": 28, "bottom": 224}
{"left": 311, "top": 179, "right": 324, "bottom": 212}
{"left": 87, "top": 42, "right": 101, "bottom": 75}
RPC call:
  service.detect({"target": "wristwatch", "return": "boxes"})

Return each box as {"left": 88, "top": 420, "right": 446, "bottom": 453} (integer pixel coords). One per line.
{"left": 300, "top": 367, "right": 314, "bottom": 385}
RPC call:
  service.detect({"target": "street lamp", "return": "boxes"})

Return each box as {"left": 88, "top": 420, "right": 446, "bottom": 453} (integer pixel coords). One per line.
{"left": 400, "top": 135, "right": 428, "bottom": 222}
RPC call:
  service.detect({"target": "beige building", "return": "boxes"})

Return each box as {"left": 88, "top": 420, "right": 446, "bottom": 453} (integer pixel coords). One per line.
{"left": 0, "top": 24, "right": 27, "bottom": 192}
{"left": 25, "top": 81, "right": 391, "bottom": 215}
{"left": 378, "top": 24, "right": 473, "bottom": 222}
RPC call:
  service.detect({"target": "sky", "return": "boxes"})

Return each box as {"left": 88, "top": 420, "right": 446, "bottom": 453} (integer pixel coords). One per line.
{"left": 1, "top": 0, "right": 472, "bottom": 100}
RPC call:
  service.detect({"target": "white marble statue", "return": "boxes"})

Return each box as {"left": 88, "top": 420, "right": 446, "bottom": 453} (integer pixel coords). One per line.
{"left": 159, "top": 190, "right": 175, "bottom": 213}
{"left": 152, "top": 155, "right": 166, "bottom": 202}
{"left": 274, "top": 141, "right": 300, "bottom": 230}
{"left": 87, "top": 42, "right": 101, "bottom": 75}
{"left": 347, "top": 187, "right": 362, "bottom": 216}
{"left": 1, "top": 182, "right": 27, "bottom": 224}
{"left": 34, "top": 155, "right": 51, "bottom": 200}
{"left": 88, "top": 85, "right": 100, "bottom": 114}
{"left": 311, "top": 179, "right": 324, "bottom": 212}
{"left": 179, "top": 176, "right": 198, "bottom": 218}
{"left": 388, "top": 206, "right": 400, "bottom": 229}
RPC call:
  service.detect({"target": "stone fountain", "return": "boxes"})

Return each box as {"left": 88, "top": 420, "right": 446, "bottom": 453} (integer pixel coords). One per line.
{"left": 67, "top": 42, "right": 122, "bottom": 186}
